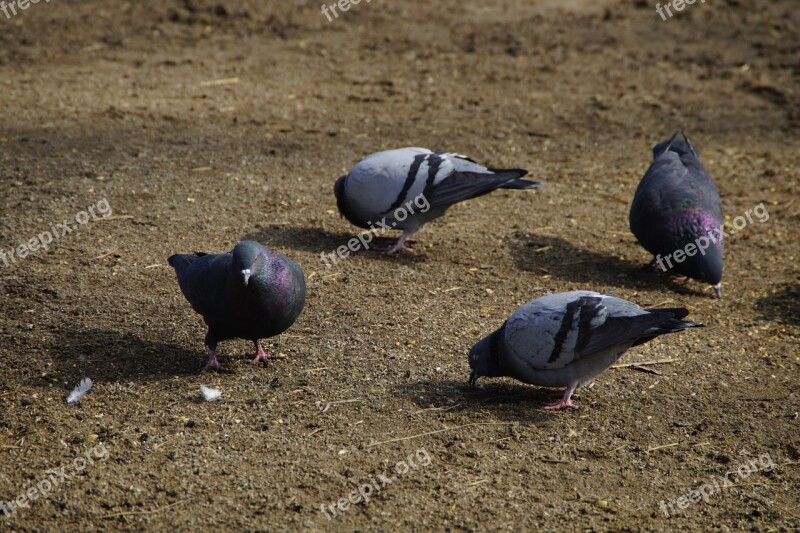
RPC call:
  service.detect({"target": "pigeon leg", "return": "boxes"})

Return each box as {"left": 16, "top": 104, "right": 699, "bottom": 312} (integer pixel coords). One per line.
{"left": 543, "top": 383, "right": 579, "bottom": 410}
{"left": 547, "top": 388, "right": 580, "bottom": 400}
{"left": 248, "top": 340, "right": 271, "bottom": 363}
{"left": 712, "top": 283, "right": 722, "bottom": 298}
{"left": 204, "top": 347, "right": 221, "bottom": 371}
{"left": 381, "top": 230, "right": 416, "bottom": 254}
{"left": 379, "top": 237, "right": 417, "bottom": 244}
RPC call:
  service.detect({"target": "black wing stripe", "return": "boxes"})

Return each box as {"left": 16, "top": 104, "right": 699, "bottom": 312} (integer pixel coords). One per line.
{"left": 547, "top": 298, "right": 581, "bottom": 363}
{"left": 548, "top": 296, "right": 604, "bottom": 363}
{"left": 422, "top": 153, "right": 444, "bottom": 198}
{"left": 574, "top": 297, "right": 604, "bottom": 354}
{"left": 386, "top": 153, "right": 428, "bottom": 212}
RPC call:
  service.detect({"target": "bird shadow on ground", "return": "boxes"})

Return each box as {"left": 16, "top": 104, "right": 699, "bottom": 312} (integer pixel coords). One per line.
{"left": 661, "top": 276, "right": 714, "bottom": 299}
{"left": 34, "top": 327, "right": 205, "bottom": 387}
{"left": 754, "top": 283, "right": 800, "bottom": 327}
{"left": 244, "top": 224, "right": 353, "bottom": 255}
{"left": 243, "top": 224, "right": 428, "bottom": 265}
{"left": 509, "top": 231, "right": 710, "bottom": 297}
{"left": 392, "top": 379, "right": 558, "bottom": 424}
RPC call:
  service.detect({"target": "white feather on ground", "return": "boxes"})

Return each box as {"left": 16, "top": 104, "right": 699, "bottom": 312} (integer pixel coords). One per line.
{"left": 200, "top": 385, "right": 223, "bottom": 401}
{"left": 66, "top": 377, "right": 93, "bottom": 404}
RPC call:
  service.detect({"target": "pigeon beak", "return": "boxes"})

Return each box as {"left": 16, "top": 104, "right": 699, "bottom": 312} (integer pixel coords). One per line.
{"left": 712, "top": 283, "right": 722, "bottom": 298}
{"left": 468, "top": 370, "right": 478, "bottom": 387}
{"left": 241, "top": 269, "right": 251, "bottom": 286}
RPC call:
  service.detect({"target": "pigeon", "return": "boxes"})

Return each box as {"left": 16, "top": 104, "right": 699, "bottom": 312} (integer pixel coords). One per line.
{"left": 168, "top": 240, "right": 306, "bottom": 370}
{"left": 334, "top": 147, "right": 542, "bottom": 253}
{"left": 629, "top": 130, "right": 724, "bottom": 297}
{"left": 468, "top": 290, "right": 703, "bottom": 410}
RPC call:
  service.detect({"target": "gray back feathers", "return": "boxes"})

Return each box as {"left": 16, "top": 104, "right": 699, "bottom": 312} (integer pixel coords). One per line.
{"left": 469, "top": 291, "right": 703, "bottom": 389}
{"left": 335, "top": 147, "right": 540, "bottom": 231}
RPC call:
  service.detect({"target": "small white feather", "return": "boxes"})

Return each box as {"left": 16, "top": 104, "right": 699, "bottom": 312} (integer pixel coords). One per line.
{"left": 66, "top": 377, "right": 93, "bottom": 404}
{"left": 200, "top": 385, "right": 223, "bottom": 402}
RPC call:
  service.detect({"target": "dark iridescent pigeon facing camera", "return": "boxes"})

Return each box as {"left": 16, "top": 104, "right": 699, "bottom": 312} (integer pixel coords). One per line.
{"left": 630, "top": 131, "right": 724, "bottom": 297}
{"left": 334, "top": 147, "right": 542, "bottom": 253}
{"left": 468, "top": 291, "right": 703, "bottom": 410}
{"left": 168, "top": 240, "right": 306, "bottom": 371}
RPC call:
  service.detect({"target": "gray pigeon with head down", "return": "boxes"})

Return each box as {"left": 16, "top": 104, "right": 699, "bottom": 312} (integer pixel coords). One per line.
{"left": 168, "top": 240, "right": 306, "bottom": 371}
{"left": 468, "top": 291, "right": 703, "bottom": 410}
{"left": 630, "top": 130, "right": 724, "bottom": 297}
{"left": 334, "top": 147, "right": 542, "bottom": 253}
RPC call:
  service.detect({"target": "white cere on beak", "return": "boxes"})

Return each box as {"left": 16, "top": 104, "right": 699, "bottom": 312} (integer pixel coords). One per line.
{"left": 241, "top": 269, "right": 252, "bottom": 286}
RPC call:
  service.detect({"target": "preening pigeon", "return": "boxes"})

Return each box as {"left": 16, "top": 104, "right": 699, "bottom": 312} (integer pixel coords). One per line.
{"left": 629, "top": 131, "right": 724, "bottom": 297}
{"left": 468, "top": 291, "right": 703, "bottom": 410}
{"left": 334, "top": 147, "right": 541, "bottom": 253}
{"left": 168, "top": 240, "right": 306, "bottom": 371}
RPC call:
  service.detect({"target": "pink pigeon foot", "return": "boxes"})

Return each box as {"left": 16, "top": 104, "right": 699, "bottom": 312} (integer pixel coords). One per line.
{"left": 381, "top": 238, "right": 415, "bottom": 254}
{"left": 380, "top": 231, "right": 416, "bottom": 254}
{"left": 204, "top": 348, "right": 221, "bottom": 371}
{"left": 543, "top": 384, "right": 579, "bottom": 410}
{"left": 382, "top": 241, "right": 415, "bottom": 254}
{"left": 248, "top": 341, "right": 270, "bottom": 363}
{"left": 712, "top": 283, "right": 722, "bottom": 298}
{"left": 543, "top": 397, "right": 579, "bottom": 410}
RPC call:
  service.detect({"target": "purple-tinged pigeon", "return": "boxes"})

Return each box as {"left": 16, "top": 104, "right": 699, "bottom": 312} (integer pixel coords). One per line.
{"left": 168, "top": 240, "right": 306, "bottom": 370}
{"left": 630, "top": 131, "right": 724, "bottom": 297}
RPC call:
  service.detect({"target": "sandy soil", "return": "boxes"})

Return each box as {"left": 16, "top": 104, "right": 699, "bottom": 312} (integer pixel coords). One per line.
{"left": 1, "top": 0, "right": 799, "bottom": 530}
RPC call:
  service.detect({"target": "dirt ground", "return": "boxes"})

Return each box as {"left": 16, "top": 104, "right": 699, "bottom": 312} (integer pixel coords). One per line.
{"left": 1, "top": 0, "right": 798, "bottom": 530}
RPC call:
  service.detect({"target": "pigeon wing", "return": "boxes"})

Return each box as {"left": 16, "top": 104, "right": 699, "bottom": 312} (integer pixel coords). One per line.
{"left": 424, "top": 153, "right": 536, "bottom": 209}
{"left": 504, "top": 292, "right": 670, "bottom": 371}
{"left": 503, "top": 292, "right": 607, "bottom": 370}
{"left": 168, "top": 252, "right": 231, "bottom": 324}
